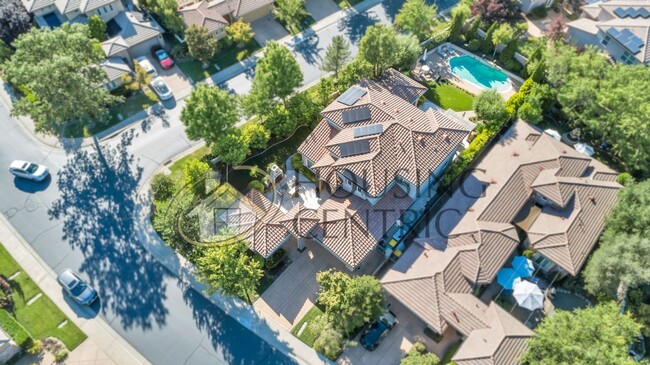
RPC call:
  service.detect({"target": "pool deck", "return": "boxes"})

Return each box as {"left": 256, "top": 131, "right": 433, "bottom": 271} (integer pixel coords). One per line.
{"left": 414, "top": 42, "right": 523, "bottom": 99}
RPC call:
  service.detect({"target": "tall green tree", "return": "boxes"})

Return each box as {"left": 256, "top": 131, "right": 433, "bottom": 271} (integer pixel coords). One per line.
{"left": 264, "top": 104, "right": 296, "bottom": 138}
{"left": 394, "top": 33, "right": 422, "bottom": 70}
{"left": 604, "top": 181, "right": 650, "bottom": 236}
{"left": 321, "top": 35, "right": 352, "bottom": 80}
{"left": 316, "top": 269, "right": 384, "bottom": 334}
{"left": 185, "top": 25, "right": 218, "bottom": 65}
{"left": 211, "top": 131, "right": 249, "bottom": 165}
{"left": 195, "top": 241, "right": 263, "bottom": 303}
{"left": 394, "top": 0, "right": 437, "bottom": 41}
{"left": 180, "top": 84, "right": 239, "bottom": 144}
{"left": 447, "top": 11, "right": 465, "bottom": 44}
{"left": 4, "top": 24, "right": 121, "bottom": 134}
{"left": 473, "top": 90, "right": 507, "bottom": 124}
{"left": 481, "top": 22, "right": 499, "bottom": 54}
{"left": 274, "top": 0, "right": 308, "bottom": 32}
{"left": 242, "top": 85, "right": 274, "bottom": 119}
{"left": 183, "top": 158, "right": 211, "bottom": 197}
{"left": 312, "top": 316, "right": 344, "bottom": 360}
{"left": 359, "top": 24, "right": 399, "bottom": 77}
{"left": 584, "top": 231, "right": 650, "bottom": 300}
{"left": 88, "top": 15, "right": 106, "bottom": 41}
{"left": 241, "top": 122, "right": 270, "bottom": 150}
{"left": 337, "top": 57, "right": 373, "bottom": 90}
{"left": 143, "top": 0, "right": 183, "bottom": 34}
{"left": 521, "top": 302, "right": 641, "bottom": 365}
{"left": 0, "top": 0, "right": 31, "bottom": 45}
{"left": 250, "top": 41, "right": 303, "bottom": 103}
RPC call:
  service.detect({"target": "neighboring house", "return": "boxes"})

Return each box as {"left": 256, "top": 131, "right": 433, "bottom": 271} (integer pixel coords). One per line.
{"left": 22, "top": 0, "right": 124, "bottom": 28}
{"left": 101, "top": 11, "right": 165, "bottom": 65}
{"left": 0, "top": 326, "right": 20, "bottom": 364}
{"left": 179, "top": 0, "right": 274, "bottom": 36}
{"left": 100, "top": 57, "right": 132, "bottom": 90}
{"left": 567, "top": 0, "right": 650, "bottom": 65}
{"left": 520, "top": 0, "right": 553, "bottom": 14}
{"left": 381, "top": 120, "right": 620, "bottom": 364}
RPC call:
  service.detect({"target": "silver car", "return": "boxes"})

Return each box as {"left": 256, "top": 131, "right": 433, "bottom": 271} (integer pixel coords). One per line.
{"left": 57, "top": 269, "right": 97, "bottom": 306}
{"left": 150, "top": 77, "right": 173, "bottom": 100}
{"left": 9, "top": 160, "right": 49, "bottom": 181}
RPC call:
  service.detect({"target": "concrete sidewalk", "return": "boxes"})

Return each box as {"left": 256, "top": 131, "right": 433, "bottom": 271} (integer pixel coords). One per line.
{"left": 0, "top": 214, "right": 150, "bottom": 365}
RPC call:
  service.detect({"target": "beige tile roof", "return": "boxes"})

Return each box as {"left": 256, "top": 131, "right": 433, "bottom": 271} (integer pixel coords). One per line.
{"left": 278, "top": 203, "right": 319, "bottom": 238}
{"left": 21, "top": 0, "right": 56, "bottom": 12}
{"left": 180, "top": 0, "right": 229, "bottom": 33}
{"left": 299, "top": 69, "right": 472, "bottom": 198}
{"left": 102, "top": 12, "right": 163, "bottom": 57}
{"left": 100, "top": 57, "right": 131, "bottom": 82}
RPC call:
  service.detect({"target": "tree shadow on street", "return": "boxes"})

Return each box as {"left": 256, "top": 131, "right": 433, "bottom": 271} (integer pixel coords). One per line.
{"left": 338, "top": 9, "right": 379, "bottom": 45}
{"left": 48, "top": 130, "right": 169, "bottom": 331}
{"left": 182, "top": 284, "right": 302, "bottom": 365}
{"left": 292, "top": 33, "right": 322, "bottom": 66}
{"left": 382, "top": 0, "right": 404, "bottom": 22}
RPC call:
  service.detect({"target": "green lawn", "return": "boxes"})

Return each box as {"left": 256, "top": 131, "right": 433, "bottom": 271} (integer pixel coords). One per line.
{"left": 441, "top": 340, "right": 463, "bottom": 364}
{"left": 291, "top": 305, "right": 325, "bottom": 346}
{"left": 177, "top": 40, "right": 262, "bottom": 83}
{"left": 109, "top": 90, "right": 159, "bottom": 123}
{"left": 0, "top": 244, "right": 87, "bottom": 350}
{"left": 168, "top": 145, "right": 211, "bottom": 182}
{"left": 337, "top": 0, "right": 363, "bottom": 9}
{"left": 425, "top": 83, "right": 475, "bottom": 111}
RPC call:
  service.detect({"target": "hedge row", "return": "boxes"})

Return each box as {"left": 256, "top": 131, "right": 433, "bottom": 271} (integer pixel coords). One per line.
{"left": 0, "top": 309, "right": 32, "bottom": 347}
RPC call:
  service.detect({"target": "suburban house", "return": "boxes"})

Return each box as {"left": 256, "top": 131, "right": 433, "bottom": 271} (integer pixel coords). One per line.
{"left": 220, "top": 70, "right": 474, "bottom": 272}
{"left": 179, "top": 0, "right": 274, "bottom": 36}
{"left": 567, "top": 0, "right": 650, "bottom": 65}
{"left": 101, "top": 11, "right": 165, "bottom": 65}
{"left": 100, "top": 57, "right": 132, "bottom": 91}
{"left": 381, "top": 120, "right": 621, "bottom": 364}
{"left": 21, "top": 0, "right": 124, "bottom": 28}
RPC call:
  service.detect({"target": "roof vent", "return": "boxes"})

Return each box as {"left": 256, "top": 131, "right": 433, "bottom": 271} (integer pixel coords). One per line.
{"left": 381, "top": 100, "right": 387, "bottom": 105}
{"left": 588, "top": 195, "right": 596, "bottom": 203}
{"left": 562, "top": 150, "right": 567, "bottom": 154}
{"left": 468, "top": 207, "right": 475, "bottom": 212}
{"left": 394, "top": 108, "right": 400, "bottom": 114}
{"left": 490, "top": 179, "right": 497, "bottom": 184}
{"left": 417, "top": 135, "right": 424, "bottom": 143}
{"left": 512, "top": 152, "right": 519, "bottom": 157}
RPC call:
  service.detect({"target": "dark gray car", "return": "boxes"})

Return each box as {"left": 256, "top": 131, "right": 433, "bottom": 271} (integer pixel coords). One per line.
{"left": 57, "top": 269, "right": 97, "bottom": 306}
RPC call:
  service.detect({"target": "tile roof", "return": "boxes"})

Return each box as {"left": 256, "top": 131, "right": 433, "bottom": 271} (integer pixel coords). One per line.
{"left": 21, "top": 0, "right": 56, "bottom": 12}
{"left": 298, "top": 69, "right": 472, "bottom": 197}
{"left": 180, "top": 0, "right": 229, "bottom": 33}
{"left": 180, "top": 0, "right": 274, "bottom": 20}
{"left": 101, "top": 12, "right": 163, "bottom": 57}
{"left": 100, "top": 57, "right": 131, "bottom": 82}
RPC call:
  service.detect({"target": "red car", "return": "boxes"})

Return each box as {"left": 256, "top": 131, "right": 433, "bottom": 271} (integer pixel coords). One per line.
{"left": 154, "top": 49, "right": 174, "bottom": 70}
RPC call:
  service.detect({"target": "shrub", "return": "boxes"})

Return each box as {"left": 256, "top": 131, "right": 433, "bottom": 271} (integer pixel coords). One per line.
{"left": 265, "top": 248, "right": 287, "bottom": 269}
{"left": 151, "top": 173, "right": 176, "bottom": 202}
{"left": 292, "top": 153, "right": 302, "bottom": 170}
{"left": 242, "top": 122, "right": 271, "bottom": 150}
{"left": 0, "top": 309, "right": 31, "bottom": 348}
{"left": 183, "top": 159, "right": 211, "bottom": 197}
{"left": 286, "top": 91, "right": 320, "bottom": 127}
{"left": 617, "top": 172, "right": 634, "bottom": 186}
{"left": 55, "top": 350, "right": 69, "bottom": 362}
{"left": 502, "top": 58, "right": 522, "bottom": 72}
{"left": 505, "top": 91, "right": 525, "bottom": 118}
{"left": 26, "top": 339, "right": 42, "bottom": 354}
{"left": 468, "top": 39, "right": 482, "bottom": 52}
{"left": 265, "top": 104, "right": 296, "bottom": 138}
{"left": 440, "top": 129, "right": 495, "bottom": 189}
{"left": 312, "top": 317, "right": 343, "bottom": 360}
{"left": 523, "top": 249, "right": 535, "bottom": 259}
{"left": 247, "top": 180, "right": 265, "bottom": 193}
{"left": 473, "top": 90, "right": 508, "bottom": 123}
{"left": 531, "top": 5, "right": 548, "bottom": 18}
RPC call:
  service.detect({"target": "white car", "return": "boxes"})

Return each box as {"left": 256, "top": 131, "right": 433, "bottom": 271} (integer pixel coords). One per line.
{"left": 150, "top": 77, "right": 173, "bottom": 101}
{"left": 9, "top": 160, "right": 49, "bottom": 181}
{"left": 134, "top": 56, "right": 158, "bottom": 78}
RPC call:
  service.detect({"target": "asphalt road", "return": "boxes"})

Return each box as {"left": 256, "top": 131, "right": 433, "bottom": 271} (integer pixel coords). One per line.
{"left": 0, "top": 102, "right": 295, "bottom": 365}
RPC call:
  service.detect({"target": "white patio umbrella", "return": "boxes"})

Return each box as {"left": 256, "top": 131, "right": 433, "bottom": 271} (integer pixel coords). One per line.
{"left": 544, "top": 129, "right": 561, "bottom": 141}
{"left": 574, "top": 142, "right": 595, "bottom": 156}
{"left": 512, "top": 278, "right": 544, "bottom": 311}
{"left": 422, "top": 48, "right": 428, "bottom": 62}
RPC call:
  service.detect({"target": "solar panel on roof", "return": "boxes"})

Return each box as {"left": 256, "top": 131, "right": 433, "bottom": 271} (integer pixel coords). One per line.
{"left": 342, "top": 106, "right": 372, "bottom": 124}
{"left": 353, "top": 123, "right": 383, "bottom": 138}
{"left": 607, "top": 27, "right": 644, "bottom": 54}
{"left": 337, "top": 87, "right": 367, "bottom": 106}
{"left": 614, "top": 7, "right": 627, "bottom": 17}
{"left": 339, "top": 140, "right": 371, "bottom": 157}
{"left": 638, "top": 8, "right": 650, "bottom": 18}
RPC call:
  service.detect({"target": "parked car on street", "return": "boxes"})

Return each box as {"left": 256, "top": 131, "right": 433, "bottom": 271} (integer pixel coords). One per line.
{"left": 8, "top": 160, "right": 49, "bottom": 181}
{"left": 57, "top": 269, "right": 97, "bottom": 306}
{"left": 134, "top": 56, "right": 158, "bottom": 77}
{"left": 152, "top": 48, "right": 173, "bottom": 70}
{"left": 150, "top": 77, "right": 173, "bottom": 100}
{"left": 360, "top": 310, "right": 397, "bottom": 351}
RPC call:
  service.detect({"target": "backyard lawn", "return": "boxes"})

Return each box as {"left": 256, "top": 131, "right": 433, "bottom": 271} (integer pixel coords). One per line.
{"left": 0, "top": 244, "right": 86, "bottom": 350}
{"left": 291, "top": 305, "right": 325, "bottom": 346}
{"left": 425, "top": 83, "right": 475, "bottom": 111}
{"left": 177, "top": 40, "right": 262, "bottom": 82}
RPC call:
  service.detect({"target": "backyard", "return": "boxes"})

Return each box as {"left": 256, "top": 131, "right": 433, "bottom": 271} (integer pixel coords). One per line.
{"left": 424, "top": 82, "right": 475, "bottom": 111}
{"left": 0, "top": 244, "right": 86, "bottom": 351}
{"left": 177, "top": 40, "right": 262, "bottom": 83}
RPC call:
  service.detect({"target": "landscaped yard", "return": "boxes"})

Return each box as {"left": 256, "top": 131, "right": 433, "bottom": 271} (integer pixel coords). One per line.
{"left": 0, "top": 244, "right": 86, "bottom": 350}
{"left": 424, "top": 82, "right": 475, "bottom": 111}
{"left": 291, "top": 305, "right": 325, "bottom": 346}
{"left": 168, "top": 145, "right": 211, "bottom": 182}
{"left": 177, "top": 40, "right": 262, "bottom": 82}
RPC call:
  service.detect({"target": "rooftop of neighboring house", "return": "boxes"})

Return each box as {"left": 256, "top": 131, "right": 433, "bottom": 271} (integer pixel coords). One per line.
{"left": 101, "top": 11, "right": 163, "bottom": 57}
{"left": 569, "top": 0, "right": 650, "bottom": 63}
{"left": 178, "top": 0, "right": 274, "bottom": 28}
{"left": 381, "top": 120, "right": 620, "bottom": 365}
{"left": 21, "top": 0, "right": 115, "bottom": 14}
{"left": 100, "top": 56, "right": 131, "bottom": 82}
{"left": 298, "top": 69, "right": 473, "bottom": 198}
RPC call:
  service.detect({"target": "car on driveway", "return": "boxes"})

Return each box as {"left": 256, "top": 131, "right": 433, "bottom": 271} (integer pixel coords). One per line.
{"left": 152, "top": 48, "right": 173, "bottom": 70}
{"left": 8, "top": 160, "right": 49, "bottom": 181}
{"left": 150, "top": 77, "right": 173, "bottom": 100}
{"left": 135, "top": 56, "right": 158, "bottom": 77}
{"left": 57, "top": 269, "right": 97, "bottom": 306}
{"left": 360, "top": 310, "right": 397, "bottom": 351}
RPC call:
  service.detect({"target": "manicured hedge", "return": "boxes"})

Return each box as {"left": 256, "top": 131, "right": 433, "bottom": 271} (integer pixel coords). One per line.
{"left": 0, "top": 309, "right": 32, "bottom": 347}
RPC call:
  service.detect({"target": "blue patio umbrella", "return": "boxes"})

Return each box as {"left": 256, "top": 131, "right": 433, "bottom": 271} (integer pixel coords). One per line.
{"left": 497, "top": 268, "right": 521, "bottom": 290}
{"left": 512, "top": 256, "right": 535, "bottom": 278}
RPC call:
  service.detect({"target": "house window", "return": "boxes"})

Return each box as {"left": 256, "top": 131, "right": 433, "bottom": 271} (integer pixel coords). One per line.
{"left": 620, "top": 51, "right": 635, "bottom": 64}
{"left": 109, "top": 4, "right": 113, "bottom": 11}
{"left": 305, "top": 158, "right": 313, "bottom": 168}
{"left": 601, "top": 35, "right": 610, "bottom": 45}
{"left": 96, "top": 8, "right": 101, "bottom": 15}
{"left": 103, "top": 6, "right": 107, "bottom": 12}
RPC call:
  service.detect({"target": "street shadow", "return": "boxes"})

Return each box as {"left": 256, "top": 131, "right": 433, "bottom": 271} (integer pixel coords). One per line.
{"left": 382, "top": 0, "right": 404, "bottom": 22}
{"left": 181, "top": 285, "right": 302, "bottom": 365}
{"left": 48, "top": 131, "right": 169, "bottom": 331}
{"left": 13, "top": 175, "right": 51, "bottom": 193}
{"left": 338, "top": 9, "right": 379, "bottom": 44}
{"left": 292, "top": 33, "right": 323, "bottom": 66}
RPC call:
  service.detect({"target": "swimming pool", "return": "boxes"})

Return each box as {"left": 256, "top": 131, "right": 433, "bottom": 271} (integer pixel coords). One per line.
{"left": 449, "top": 55, "right": 510, "bottom": 92}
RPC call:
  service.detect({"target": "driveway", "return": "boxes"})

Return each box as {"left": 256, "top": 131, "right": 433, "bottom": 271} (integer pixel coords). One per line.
{"left": 337, "top": 300, "right": 462, "bottom": 365}
{"left": 154, "top": 62, "right": 195, "bottom": 101}
{"left": 305, "top": 0, "right": 340, "bottom": 22}
{"left": 251, "top": 15, "right": 290, "bottom": 46}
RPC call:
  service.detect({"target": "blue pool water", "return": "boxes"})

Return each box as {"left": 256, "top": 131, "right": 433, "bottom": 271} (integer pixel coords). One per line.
{"left": 449, "top": 55, "right": 510, "bottom": 91}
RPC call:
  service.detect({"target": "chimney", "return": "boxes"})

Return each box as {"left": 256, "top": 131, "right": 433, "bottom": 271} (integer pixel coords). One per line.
{"left": 512, "top": 152, "right": 519, "bottom": 157}
{"left": 468, "top": 207, "right": 475, "bottom": 212}
{"left": 381, "top": 100, "right": 387, "bottom": 105}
